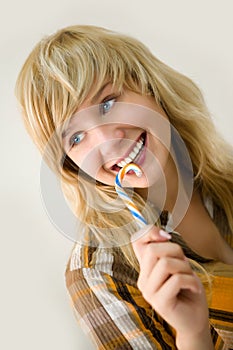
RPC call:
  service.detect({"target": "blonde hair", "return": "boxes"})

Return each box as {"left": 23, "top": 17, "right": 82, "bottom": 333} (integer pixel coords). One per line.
{"left": 15, "top": 25, "right": 233, "bottom": 266}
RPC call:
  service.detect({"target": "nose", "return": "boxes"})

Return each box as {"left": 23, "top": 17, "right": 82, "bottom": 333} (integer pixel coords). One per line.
{"left": 90, "top": 124, "right": 125, "bottom": 156}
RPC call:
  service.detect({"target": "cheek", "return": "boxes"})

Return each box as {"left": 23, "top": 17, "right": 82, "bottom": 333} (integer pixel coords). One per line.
{"left": 68, "top": 147, "right": 103, "bottom": 180}
{"left": 149, "top": 124, "right": 171, "bottom": 163}
{"left": 142, "top": 135, "right": 171, "bottom": 188}
{"left": 156, "top": 141, "right": 170, "bottom": 167}
{"left": 67, "top": 149, "right": 82, "bottom": 168}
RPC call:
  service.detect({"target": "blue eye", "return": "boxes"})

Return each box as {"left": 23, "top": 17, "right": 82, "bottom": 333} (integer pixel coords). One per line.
{"left": 100, "top": 98, "right": 115, "bottom": 115}
{"left": 70, "top": 132, "right": 84, "bottom": 147}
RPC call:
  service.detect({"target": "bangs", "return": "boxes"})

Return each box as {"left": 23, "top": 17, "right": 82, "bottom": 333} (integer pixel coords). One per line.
{"left": 37, "top": 26, "right": 152, "bottom": 125}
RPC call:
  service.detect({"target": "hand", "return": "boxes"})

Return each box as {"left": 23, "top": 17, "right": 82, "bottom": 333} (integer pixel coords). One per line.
{"left": 131, "top": 226, "right": 213, "bottom": 348}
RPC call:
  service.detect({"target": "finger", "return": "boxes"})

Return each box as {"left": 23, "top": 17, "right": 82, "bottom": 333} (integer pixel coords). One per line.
{"left": 137, "top": 240, "right": 186, "bottom": 271}
{"left": 131, "top": 225, "right": 171, "bottom": 245}
{"left": 131, "top": 226, "right": 171, "bottom": 263}
{"left": 138, "top": 257, "right": 193, "bottom": 294}
{"left": 154, "top": 273, "right": 202, "bottom": 309}
{"left": 136, "top": 243, "right": 187, "bottom": 291}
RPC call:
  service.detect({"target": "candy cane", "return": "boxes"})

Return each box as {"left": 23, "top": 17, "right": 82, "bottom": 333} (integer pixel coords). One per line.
{"left": 115, "top": 163, "right": 147, "bottom": 228}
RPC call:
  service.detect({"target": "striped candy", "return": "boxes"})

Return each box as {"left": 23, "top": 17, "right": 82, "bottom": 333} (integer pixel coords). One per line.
{"left": 115, "top": 163, "right": 148, "bottom": 228}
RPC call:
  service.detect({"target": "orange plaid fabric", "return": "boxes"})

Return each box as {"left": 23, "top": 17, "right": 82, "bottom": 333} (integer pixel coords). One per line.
{"left": 65, "top": 204, "right": 233, "bottom": 349}
{"left": 207, "top": 262, "right": 233, "bottom": 349}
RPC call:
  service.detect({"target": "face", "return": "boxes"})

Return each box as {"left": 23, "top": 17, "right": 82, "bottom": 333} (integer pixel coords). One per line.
{"left": 62, "top": 83, "right": 171, "bottom": 189}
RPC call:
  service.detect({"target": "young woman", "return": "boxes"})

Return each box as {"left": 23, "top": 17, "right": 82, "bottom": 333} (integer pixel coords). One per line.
{"left": 15, "top": 25, "right": 233, "bottom": 349}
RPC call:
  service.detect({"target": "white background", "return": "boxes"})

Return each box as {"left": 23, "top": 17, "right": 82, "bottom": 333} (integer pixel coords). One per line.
{"left": 1, "top": 0, "right": 233, "bottom": 349}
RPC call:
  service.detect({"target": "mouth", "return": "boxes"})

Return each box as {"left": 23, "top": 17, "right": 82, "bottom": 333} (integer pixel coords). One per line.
{"left": 111, "top": 132, "right": 147, "bottom": 172}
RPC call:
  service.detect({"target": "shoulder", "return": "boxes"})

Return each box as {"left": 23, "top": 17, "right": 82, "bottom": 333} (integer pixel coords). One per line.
{"left": 65, "top": 243, "right": 138, "bottom": 287}
{"left": 212, "top": 200, "right": 233, "bottom": 247}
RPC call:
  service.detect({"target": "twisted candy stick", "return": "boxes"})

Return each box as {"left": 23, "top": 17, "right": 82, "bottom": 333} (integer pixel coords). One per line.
{"left": 115, "top": 163, "right": 148, "bottom": 228}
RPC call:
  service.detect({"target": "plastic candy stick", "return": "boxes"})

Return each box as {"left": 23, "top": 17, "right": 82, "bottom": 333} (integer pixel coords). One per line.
{"left": 115, "top": 163, "right": 147, "bottom": 228}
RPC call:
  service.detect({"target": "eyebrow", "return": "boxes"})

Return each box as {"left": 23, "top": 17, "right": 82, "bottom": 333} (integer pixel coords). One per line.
{"left": 90, "top": 82, "right": 111, "bottom": 104}
{"left": 62, "top": 82, "right": 111, "bottom": 139}
{"left": 62, "top": 128, "right": 71, "bottom": 139}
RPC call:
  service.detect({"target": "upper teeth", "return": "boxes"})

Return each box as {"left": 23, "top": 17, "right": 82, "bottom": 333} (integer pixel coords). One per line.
{"left": 117, "top": 136, "right": 144, "bottom": 167}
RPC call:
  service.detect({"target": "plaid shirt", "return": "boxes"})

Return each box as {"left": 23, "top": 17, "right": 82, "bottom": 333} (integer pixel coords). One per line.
{"left": 65, "top": 203, "right": 233, "bottom": 349}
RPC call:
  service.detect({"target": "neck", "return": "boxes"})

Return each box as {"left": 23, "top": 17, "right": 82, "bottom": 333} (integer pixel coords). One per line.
{"left": 136, "top": 153, "right": 194, "bottom": 234}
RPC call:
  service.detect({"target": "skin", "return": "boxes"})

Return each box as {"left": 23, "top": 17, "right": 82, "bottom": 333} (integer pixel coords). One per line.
{"left": 63, "top": 83, "right": 172, "bottom": 189}
{"left": 63, "top": 83, "right": 233, "bottom": 263}
{"left": 62, "top": 83, "right": 232, "bottom": 348}
{"left": 132, "top": 226, "right": 214, "bottom": 349}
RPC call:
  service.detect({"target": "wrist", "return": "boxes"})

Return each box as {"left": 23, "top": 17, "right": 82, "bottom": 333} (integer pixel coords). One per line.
{"left": 176, "top": 328, "right": 214, "bottom": 350}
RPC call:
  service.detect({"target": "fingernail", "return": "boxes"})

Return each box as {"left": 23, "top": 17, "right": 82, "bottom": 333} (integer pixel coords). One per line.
{"left": 159, "top": 229, "right": 172, "bottom": 239}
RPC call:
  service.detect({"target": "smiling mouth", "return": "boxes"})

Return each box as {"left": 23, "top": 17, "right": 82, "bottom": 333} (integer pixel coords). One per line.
{"left": 111, "top": 132, "right": 147, "bottom": 172}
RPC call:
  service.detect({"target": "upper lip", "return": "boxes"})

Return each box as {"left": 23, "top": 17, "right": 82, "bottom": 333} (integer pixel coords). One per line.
{"left": 109, "top": 132, "right": 145, "bottom": 170}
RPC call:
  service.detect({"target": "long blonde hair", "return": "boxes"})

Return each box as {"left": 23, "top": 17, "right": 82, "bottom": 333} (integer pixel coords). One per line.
{"left": 15, "top": 25, "right": 233, "bottom": 263}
